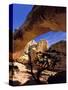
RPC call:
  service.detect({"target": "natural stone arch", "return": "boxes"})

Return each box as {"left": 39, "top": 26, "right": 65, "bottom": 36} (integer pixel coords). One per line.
{"left": 10, "top": 5, "right": 66, "bottom": 60}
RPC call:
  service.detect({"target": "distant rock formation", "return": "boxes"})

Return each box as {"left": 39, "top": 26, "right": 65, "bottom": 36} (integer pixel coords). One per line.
{"left": 36, "top": 39, "right": 48, "bottom": 53}
{"left": 49, "top": 40, "right": 66, "bottom": 71}
{"left": 49, "top": 41, "right": 66, "bottom": 53}
{"left": 17, "top": 39, "right": 48, "bottom": 64}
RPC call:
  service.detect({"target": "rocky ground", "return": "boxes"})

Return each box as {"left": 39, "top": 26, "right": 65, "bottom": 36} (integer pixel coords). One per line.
{"left": 9, "top": 61, "right": 58, "bottom": 86}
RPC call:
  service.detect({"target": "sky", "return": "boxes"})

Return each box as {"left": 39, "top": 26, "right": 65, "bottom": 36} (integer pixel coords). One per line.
{"left": 34, "top": 31, "right": 66, "bottom": 47}
{"left": 12, "top": 4, "right": 66, "bottom": 47}
{"left": 13, "top": 4, "right": 33, "bottom": 31}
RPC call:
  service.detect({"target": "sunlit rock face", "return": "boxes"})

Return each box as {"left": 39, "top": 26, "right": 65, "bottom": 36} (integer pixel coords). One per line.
{"left": 36, "top": 39, "right": 48, "bottom": 53}
{"left": 24, "top": 40, "right": 37, "bottom": 54}
{"left": 16, "top": 40, "right": 37, "bottom": 64}
{"left": 9, "top": 62, "right": 31, "bottom": 85}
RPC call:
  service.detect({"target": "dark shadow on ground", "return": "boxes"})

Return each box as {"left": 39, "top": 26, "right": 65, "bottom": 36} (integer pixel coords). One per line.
{"left": 9, "top": 80, "right": 22, "bottom": 86}
{"left": 48, "top": 71, "right": 66, "bottom": 84}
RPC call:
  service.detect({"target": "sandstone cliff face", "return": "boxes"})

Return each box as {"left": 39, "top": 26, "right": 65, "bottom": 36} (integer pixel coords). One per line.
{"left": 36, "top": 39, "right": 48, "bottom": 53}
{"left": 49, "top": 41, "right": 66, "bottom": 71}
{"left": 49, "top": 41, "right": 66, "bottom": 53}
